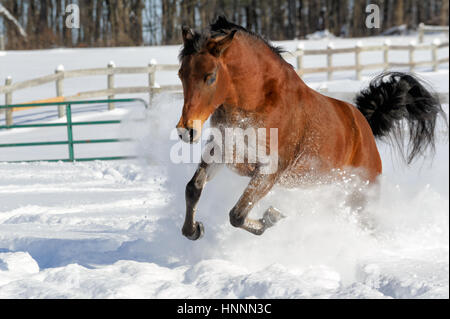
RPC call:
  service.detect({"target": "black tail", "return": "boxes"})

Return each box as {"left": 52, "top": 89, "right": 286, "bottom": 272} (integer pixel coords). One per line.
{"left": 355, "top": 72, "right": 447, "bottom": 164}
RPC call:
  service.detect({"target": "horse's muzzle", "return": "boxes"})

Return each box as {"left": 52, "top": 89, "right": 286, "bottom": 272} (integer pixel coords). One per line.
{"left": 177, "top": 126, "right": 200, "bottom": 144}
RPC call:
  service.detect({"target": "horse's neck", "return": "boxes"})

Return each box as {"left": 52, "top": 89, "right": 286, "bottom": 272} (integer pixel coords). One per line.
{"left": 224, "top": 36, "right": 304, "bottom": 111}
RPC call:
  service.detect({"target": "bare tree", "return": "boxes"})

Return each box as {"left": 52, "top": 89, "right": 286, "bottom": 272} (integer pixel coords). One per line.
{"left": 1, "top": 0, "right": 449, "bottom": 50}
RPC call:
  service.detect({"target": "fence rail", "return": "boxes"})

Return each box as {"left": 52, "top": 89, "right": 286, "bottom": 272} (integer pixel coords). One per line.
{"left": 1, "top": 36, "right": 449, "bottom": 126}
{"left": 418, "top": 23, "right": 449, "bottom": 43}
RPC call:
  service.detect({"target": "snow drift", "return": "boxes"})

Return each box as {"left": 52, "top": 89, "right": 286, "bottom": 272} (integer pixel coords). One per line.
{"left": 0, "top": 39, "right": 448, "bottom": 298}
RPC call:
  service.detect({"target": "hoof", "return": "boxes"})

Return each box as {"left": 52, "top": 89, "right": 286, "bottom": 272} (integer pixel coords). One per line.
{"left": 262, "top": 206, "right": 285, "bottom": 228}
{"left": 229, "top": 210, "right": 245, "bottom": 228}
{"left": 183, "top": 222, "right": 204, "bottom": 241}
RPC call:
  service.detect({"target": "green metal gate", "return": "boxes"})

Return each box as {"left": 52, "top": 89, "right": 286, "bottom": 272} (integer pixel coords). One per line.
{"left": 0, "top": 98, "right": 148, "bottom": 163}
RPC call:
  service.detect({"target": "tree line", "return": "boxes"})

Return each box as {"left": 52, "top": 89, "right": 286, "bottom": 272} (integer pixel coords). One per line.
{"left": 0, "top": 0, "right": 449, "bottom": 50}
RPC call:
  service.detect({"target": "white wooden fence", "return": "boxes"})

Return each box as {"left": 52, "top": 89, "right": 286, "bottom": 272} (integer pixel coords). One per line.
{"left": 0, "top": 59, "right": 179, "bottom": 124}
{"left": 1, "top": 38, "right": 449, "bottom": 126}
{"left": 292, "top": 39, "right": 449, "bottom": 81}
{"left": 418, "top": 23, "right": 449, "bottom": 43}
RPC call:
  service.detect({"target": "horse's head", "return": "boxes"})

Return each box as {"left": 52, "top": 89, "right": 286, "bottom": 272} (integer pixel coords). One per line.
{"left": 176, "top": 26, "right": 237, "bottom": 143}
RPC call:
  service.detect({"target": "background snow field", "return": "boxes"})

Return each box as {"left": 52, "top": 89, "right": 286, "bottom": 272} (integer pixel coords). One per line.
{"left": 0, "top": 35, "right": 448, "bottom": 298}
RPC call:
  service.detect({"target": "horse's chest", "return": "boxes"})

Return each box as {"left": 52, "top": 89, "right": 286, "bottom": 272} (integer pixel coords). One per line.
{"left": 211, "top": 106, "right": 263, "bottom": 129}
{"left": 209, "top": 107, "right": 265, "bottom": 177}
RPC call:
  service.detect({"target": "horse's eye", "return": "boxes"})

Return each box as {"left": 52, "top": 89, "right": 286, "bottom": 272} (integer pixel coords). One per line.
{"left": 205, "top": 73, "right": 216, "bottom": 85}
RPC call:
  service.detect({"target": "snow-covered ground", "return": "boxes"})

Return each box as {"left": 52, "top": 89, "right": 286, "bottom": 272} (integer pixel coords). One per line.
{"left": 0, "top": 34, "right": 448, "bottom": 298}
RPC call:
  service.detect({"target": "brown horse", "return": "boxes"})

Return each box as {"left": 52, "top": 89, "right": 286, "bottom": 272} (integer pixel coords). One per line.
{"left": 176, "top": 16, "right": 444, "bottom": 240}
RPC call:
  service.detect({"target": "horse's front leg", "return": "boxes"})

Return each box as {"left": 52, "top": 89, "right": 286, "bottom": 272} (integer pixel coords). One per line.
{"left": 229, "top": 171, "right": 285, "bottom": 236}
{"left": 182, "top": 160, "right": 222, "bottom": 240}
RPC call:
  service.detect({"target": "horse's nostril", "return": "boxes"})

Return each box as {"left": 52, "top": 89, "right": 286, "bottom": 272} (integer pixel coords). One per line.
{"left": 188, "top": 128, "right": 198, "bottom": 142}
{"left": 177, "top": 127, "right": 198, "bottom": 142}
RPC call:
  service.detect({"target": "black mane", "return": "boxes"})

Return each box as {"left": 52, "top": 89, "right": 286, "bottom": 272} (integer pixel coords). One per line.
{"left": 179, "top": 16, "right": 285, "bottom": 61}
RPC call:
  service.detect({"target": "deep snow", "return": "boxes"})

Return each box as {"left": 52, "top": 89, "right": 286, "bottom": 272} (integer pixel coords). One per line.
{"left": 0, "top": 34, "right": 448, "bottom": 299}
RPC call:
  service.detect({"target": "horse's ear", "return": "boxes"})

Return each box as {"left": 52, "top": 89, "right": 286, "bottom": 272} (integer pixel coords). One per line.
{"left": 207, "top": 30, "right": 237, "bottom": 57}
{"left": 182, "top": 25, "right": 194, "bottom": 43}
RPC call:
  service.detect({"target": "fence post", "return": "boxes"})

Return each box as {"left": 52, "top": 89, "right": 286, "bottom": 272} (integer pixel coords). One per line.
{"left": 55, "top": 64, "right": 65, "bottom": 118}
{"left": 327, "top": 43, "right": 334, "bottom": 81}
{"left": 107, "top": 61, "right": 115, "bottom": 110}
{"left": 0, "top": 34, "right": 5, "bottom": 51}
{"left": 65, "top": 104, "right": 75, "bottom": 162}
{"left": 418, "top": 23, "right": 425, "bottom": 43}
{"left": 432, "top": 38, "right": 440, "bottom": 72}
{"left": 296, "top": 43, "right": 304, "bottom": 77}
{"left": 383, "top": 40, "right": 391, "bottom": 71}
{"left": 5, "top": 76, "right": 13, "bottom": 127}
{"left": 148, "top": 59, "right": 157, "bottom": 104}
{"left": 355, "top": 41, "right": 362, "bottom": 81}
{"left": 409, "top": 41, "right": 416, "bottom": 72}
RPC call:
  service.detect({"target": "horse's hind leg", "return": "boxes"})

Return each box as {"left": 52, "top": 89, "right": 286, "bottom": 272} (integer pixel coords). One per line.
{"left": 346, "top": 189, "right": 368, "bottom": 214}
{"left": 346, "top": 182, "right": 379, "bottom": 230}
{"left": 240, "top": 206, "right": 286, "bottom": 235}
{"left": 229, "top": 172, "right": 285, "bottom": 236}
{"left": 182, "top": 160, "right": 222, "bottom": 240}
